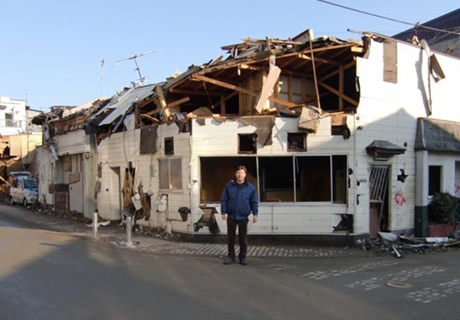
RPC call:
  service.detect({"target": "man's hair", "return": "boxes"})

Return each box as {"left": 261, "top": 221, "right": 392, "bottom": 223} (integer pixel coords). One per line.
{"left": 235, "top": 165, "right": 247, "bottom": 173}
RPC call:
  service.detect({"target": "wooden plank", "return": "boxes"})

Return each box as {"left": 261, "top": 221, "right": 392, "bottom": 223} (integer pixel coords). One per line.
{"left": 167, "top": 96, "right": 190, "bottom": 108}
{"left": 297, "top": 53, "right": 338, "bottom": 65}
{"left": 140, "top": 114, "right": 161, "bottom": 122}
{"left": 143, "top": 107, "right": 161, "bottom": 117}
{"left": 240, "top": 64, "right": 263, "bottom": 71}
{"left": 339, "top": 65, "right": 344, "bottom": 110}
{"left": 0, "top": 175, "right": 11, "bottom": 187}
{"left": 155, "top": 86, "right": 170, "bottom": 120}
{"left": 169, "top": 88, "right": 221, "bottom": 96}
{"left": 319, "top": 60, "right": 355, "bottom": 82}
{"left": 191, "top": 73, "right": 297, "bottom": 108}
{"left": 330, "top": 112, "right": 348, "bottom": 126}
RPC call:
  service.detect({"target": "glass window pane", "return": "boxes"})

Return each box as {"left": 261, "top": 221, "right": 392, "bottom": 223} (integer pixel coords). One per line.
{"left": 170, "top": 158, "right": 182, "bottom": 190}
{"left": 159, "top": 159, "right": 169, "bottom": 190}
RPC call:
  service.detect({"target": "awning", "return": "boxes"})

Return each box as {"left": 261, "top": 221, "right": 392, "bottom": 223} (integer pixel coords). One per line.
{"left": 366, "top": 140, "right": 405, "bottom": 160}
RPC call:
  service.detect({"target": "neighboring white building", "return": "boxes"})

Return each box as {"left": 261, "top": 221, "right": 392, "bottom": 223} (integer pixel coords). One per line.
{"left": 35, "top": 29, "right": 460, "bottom": 245}
{"left": 0, "top": 96, "right": 27, "bottom": 136}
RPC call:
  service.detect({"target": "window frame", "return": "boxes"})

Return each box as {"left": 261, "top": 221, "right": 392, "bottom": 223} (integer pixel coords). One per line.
{"left": 199, "top": 155, "right": 347, "bottom": 204}
{"left": 159, "top": 157, "right": 182, "bottom": 191}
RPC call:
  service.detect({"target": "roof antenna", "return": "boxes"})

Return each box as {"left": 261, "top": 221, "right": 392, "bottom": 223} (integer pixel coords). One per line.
{"left": 116, "top": 50, "right": 156, "bottom": 85}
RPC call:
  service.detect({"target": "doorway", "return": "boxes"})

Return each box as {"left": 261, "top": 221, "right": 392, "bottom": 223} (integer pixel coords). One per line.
{"left": 109, "top": 167, "right": 122, "bottom": 220}
{"left": 369, "top": 165, "right": 390, "bottom": 238}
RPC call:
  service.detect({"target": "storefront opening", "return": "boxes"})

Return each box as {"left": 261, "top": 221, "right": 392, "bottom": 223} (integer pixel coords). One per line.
{"left": 200, "top": 155, "right": 347, "bottom": 203}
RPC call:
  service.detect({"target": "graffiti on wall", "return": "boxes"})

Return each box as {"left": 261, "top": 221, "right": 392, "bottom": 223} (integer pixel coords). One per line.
{"left": 395, "top": 192, "right": 406, "bottom": 206}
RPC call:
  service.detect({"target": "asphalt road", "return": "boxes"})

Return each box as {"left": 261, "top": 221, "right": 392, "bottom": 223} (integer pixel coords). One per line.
{"left": 0, "top": 203, "right": 459, "bottom": 320}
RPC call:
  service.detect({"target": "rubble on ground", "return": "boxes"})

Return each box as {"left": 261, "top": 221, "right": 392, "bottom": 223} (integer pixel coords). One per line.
{"left": 356, "top": 231, "right": 460, "bottom": 258}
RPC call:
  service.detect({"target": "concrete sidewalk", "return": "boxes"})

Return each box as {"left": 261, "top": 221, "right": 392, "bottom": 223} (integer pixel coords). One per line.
{"left": 4, "top": 202, "right": 371, "bottom": 259}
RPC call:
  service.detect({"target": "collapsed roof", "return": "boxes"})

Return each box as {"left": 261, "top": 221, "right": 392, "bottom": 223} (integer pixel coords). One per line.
{"left": 33, "top": 29, "right": 366, "bottom": 141}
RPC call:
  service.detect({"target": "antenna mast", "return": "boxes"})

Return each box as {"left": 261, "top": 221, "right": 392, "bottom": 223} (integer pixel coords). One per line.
{"left": 116, "top": 50, "right": 155, "bottom": 84}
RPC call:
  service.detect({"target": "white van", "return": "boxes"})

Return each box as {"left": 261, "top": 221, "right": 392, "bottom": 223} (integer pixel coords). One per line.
{"left": 9, "top": 177, "right": 38, "bottom": 206}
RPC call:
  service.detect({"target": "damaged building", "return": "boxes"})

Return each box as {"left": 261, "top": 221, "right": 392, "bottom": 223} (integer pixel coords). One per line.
{"left": 32, "top": 28, "right": 460, "bottom": 245}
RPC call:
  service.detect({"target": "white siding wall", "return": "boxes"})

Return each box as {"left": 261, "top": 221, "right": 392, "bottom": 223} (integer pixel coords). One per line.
{"left": 191, "top": 117, "right": 355, "bottom": 235}
{"left": 56, "top": 130, "right": 90, "bottom": 155}
{"left": 355, "top": 39, "right": 460, "bottom": 233}
{"left": 189, "top": 39, "right": 460, "bottom": 237}
{"left": 96, "top": 120, "right": 192, "bottom": 233}
{"left": 37, "top": 146, "right": 55, "bottom": 206}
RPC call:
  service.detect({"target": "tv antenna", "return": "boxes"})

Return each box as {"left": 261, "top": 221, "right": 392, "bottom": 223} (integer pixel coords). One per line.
{"left": 116, "top": 50, "right": 156, "bottom": 84}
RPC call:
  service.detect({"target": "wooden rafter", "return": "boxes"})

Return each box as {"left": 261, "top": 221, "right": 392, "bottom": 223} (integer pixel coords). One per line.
{"left": 319, "top": 60, "right": 355, "bottom": 82}
{"left": 318, "top": 80, "right": 358, "bottom": 107}
{"left": 191, "top": 73, "right": 298, "bottom": 108}
{"left": 297, "top": 53, "right": 339, "bottom": 66}
{"left": 167, "top": 96, "right": 190, "bottom": 109}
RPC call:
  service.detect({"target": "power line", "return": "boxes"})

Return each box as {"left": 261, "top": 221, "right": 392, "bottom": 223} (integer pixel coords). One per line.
{"left": 316, "top": 0, "right": 460, "bottom": 36}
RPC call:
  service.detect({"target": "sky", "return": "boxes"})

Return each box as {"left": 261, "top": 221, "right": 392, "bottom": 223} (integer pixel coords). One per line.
{"left": 1, "top": 0, "right": 459, "bottom": 111}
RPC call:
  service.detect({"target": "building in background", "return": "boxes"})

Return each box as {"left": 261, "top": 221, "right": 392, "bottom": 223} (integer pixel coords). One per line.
{"left": 393, "top": 8, "right": 460, "bottom": 58}
{"left": 0, "top": 96, "right": 42, "bottom": 189}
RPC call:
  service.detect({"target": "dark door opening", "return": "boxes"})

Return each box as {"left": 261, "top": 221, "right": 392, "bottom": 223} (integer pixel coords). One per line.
{"left": 369, "top": 165, "right": 390, "bottom": 238}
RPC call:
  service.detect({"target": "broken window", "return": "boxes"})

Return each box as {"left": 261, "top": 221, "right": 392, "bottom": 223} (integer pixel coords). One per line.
{"left": 259, "top": 157, "right": 295, "bottom": 202}
{"left": 288, "top": 132, "right": 306, "bottom": 151}
{"left": 164, "top": 137, "right": 174, "bottom": 155}
{"left": 159, "top": 158, "right": 182, "bottom": 190}
{"left": 200, "top": 157, "right": 257, "bottom": 203}
{"left": 332, "top": 155, "right": 347, "bottom": 203}
{"left": 200, "top": 155, "right": 347, "bottom": 203}
{"left": 238, "top": 133, "right": 257, "bottom": 154}
{"left": 295, "top": 156, "right": 331, "bottom": 202}
{"left": 428, "top": 165, "right": 442, "bottom": 196}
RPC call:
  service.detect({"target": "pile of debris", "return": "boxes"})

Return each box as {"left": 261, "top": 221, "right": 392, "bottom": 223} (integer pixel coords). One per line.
{"left": 356, "top": 231, "right": 460, "bottom": 258}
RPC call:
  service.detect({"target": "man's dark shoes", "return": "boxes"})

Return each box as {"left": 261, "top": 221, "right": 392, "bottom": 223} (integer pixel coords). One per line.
{"left": 223, "top": 258, "right": 235, "bottom": 265}
{"left": 239, "top": 258, "right": 248, "bottom": 265}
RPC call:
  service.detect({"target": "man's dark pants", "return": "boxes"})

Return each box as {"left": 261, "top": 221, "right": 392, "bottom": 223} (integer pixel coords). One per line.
{"left": 226, "top": 218, "right": 249, "bottom": 260}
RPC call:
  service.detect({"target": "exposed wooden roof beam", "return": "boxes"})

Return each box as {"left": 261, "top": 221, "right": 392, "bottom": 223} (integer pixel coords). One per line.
{"left": 318, "top": 80, "right": 358, "bottom": 107}
{"left": 320, "top": 60, "right": 356, "bottom": 82}
{"left": 167, "top": 96, "right": 190, "bottom": 108}
{"left": 297, "top": 53, "right": 339, "bottom": 65}
{"left": 191, "top": 73, "right": 298, "bottom": 108}
{"left": 169, "top": 88, "right": 222, "bottom": 96}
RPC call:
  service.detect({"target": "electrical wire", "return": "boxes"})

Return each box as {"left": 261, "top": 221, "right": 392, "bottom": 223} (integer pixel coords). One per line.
{"left": 316, "top": 0, "right": 460, "bottom": 36}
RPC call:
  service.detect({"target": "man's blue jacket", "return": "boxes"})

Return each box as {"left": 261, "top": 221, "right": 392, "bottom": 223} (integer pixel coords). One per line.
{"left": 221, "top": 180, "right": 259, "bottom": 220}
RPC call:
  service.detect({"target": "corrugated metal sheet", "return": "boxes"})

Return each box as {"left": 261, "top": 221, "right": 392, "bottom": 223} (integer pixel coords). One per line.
{"left": 98, "top": 84, "right": 155, "bottom": 126}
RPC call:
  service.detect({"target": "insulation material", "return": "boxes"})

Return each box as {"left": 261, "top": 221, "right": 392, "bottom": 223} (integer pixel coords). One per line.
{"left": 383, "top": 39, "right": 397, "bottom": 83}
{"left": 299, "top": 106, "right": 321, "bottom": 132}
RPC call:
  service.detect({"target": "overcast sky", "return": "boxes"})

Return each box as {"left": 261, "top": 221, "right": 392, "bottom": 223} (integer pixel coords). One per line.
{"left": 1, "top": 0, "right": 459, "bottom": 110}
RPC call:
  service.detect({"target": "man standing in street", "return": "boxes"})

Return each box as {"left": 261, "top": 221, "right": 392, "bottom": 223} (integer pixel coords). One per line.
{"left": 220, "top": 165, "right": 258, "bottom": 265}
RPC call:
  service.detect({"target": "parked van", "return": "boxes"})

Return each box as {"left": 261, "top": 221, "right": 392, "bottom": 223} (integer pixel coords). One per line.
{"left": 9, "top": 177, "right": 38, "bottom": 206}
{"left": 8, "top": 171, "right": 32, "bottom": 184}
